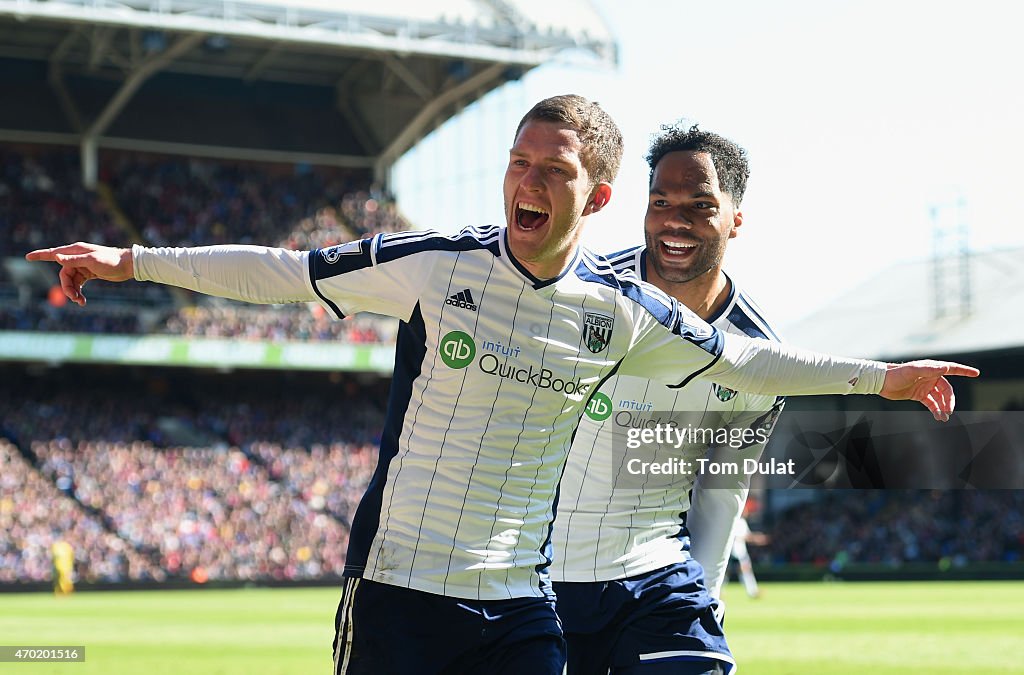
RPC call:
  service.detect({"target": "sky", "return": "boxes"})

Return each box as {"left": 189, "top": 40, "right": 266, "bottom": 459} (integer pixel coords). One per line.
{"left": 393, "top": 0, "right": 1024, "bottom": 328}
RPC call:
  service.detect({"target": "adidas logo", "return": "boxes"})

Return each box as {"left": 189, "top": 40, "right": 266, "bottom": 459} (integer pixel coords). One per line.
{"left": 445, "top": 289, "right": 478, "bottom": 312}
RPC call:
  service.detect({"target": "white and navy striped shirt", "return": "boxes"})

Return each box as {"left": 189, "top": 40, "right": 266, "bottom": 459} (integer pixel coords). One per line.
{"left": 549, "top": 245, "right": 785, "bottom": 592}
{"left": 133, "top": 226, "right": 885, "bottom": 601}
{"left": 308, "top": 228, "right": 724, "bottom": 600}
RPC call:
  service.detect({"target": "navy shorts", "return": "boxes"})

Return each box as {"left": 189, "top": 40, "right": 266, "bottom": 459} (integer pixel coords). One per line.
{"left": 554, "top": 562, "right": 735, "bottom": 674}
{"left": 332, "top": 577, "right": 566, "bottom": 674}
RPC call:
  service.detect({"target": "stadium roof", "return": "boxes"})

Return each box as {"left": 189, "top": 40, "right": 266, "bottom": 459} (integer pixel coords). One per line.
{"left": 0, "top": 0, "right": 616, "bottom": 178}
{"left": 783, "top": 247, "right": 1024, "bottom": 360}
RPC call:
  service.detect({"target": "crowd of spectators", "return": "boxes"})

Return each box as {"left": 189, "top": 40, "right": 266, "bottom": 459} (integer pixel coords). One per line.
{"left": 0, "top": 439, "right": 161, "bottom": 584}
{"left": 106, "top": 150, "right": 411, "bottom": 256}
{"left": 2, "top": 144, "right": 409, "bottom": 343}
{"left": 1, "top": 370, "right": 384, "bottom": 585}
{"left": 159, "top": 302, "right": 396, "bottom": 343}
{"left": 0, "top": 293, "right": 397, "bottom": 344}
{"left": 758, "top": 490, "right": 1024, "bottom": 569}
{"left": 32, "top": 438, "right": 358, "bottom": 582}
{"left": 0, "top": 147, "right": 123, "bottom": 258}
{"left": 107, "top": 153, "right": 369, "bottom": 248}
{"left": 278, "top": 189, "right": 410, "bottom": 249}
{"left": 0, "top": 302, "right": 142, "bottom": 334}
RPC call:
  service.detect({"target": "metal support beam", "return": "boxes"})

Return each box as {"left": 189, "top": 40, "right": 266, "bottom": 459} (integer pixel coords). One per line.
{"left": 87, "top": 32, "right": 204, "bottom": 139}
{"left": 382, "top": 53, "right": 432, "bottom": 101}
{"left": 88, "top": 25, "right": 115, "bottom": 71}
{"left": 375, "top": 63, "right": 504, "bottom": 179}
{"left": 335, "top": 95, "right": 379, "bottom": 156}
{"left": 80, "top": 32, "right": 204, "bottom": 187}
{"left": 243, "top": 42, "right": 282, "bottom": 82}
{"left": 334, "top": 59, "right": 379, "bottom": 156}
{"left": 0, "top": 0, "right": 565, "bottom": 66}
{"left": 80, "top": 134, "right": 98, "bottom": 188}
{"left": 48, "top": 29, "right": 84, "bottom": 133}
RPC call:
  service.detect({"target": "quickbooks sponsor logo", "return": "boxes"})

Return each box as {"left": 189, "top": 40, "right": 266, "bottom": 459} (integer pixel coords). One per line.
{"left": 440, "top": 332, "right": 591, "bottom": 396}
{"left": 584, "top": 392, "right": 612, "bottom": 421}
{"left": 440, "top": 331, "right": 476, "bottom": 369}
{"left": 478, "top": 354, "right": 590, "bottom": 396}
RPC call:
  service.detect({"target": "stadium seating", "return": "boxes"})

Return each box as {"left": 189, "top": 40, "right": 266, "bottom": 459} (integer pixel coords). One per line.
{"left": 0, "top": 373, "right": 383, "bottom": 584}
{"left": 0, "top": 439, "right": 163, "bottom": 583}
{"left": 757, "top": 489, "right": 1024, "bottom": 567}
{"left": 1, "top": 144, "right": 405, "bottom": 343}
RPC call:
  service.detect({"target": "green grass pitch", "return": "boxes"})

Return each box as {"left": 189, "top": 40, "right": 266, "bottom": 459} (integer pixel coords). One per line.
{"left": 1, "top": 581, "right": 1022, "bottom": 674}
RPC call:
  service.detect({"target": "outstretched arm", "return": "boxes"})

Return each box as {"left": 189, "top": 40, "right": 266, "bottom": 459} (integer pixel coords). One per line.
{"left": 26, "top": 242, "right": 313, "bottom": 306}
{"left": 707, "top": 335, "right": 978, "bottom": 422}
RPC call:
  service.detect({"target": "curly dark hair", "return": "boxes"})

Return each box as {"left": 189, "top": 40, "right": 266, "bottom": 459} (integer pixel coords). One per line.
{"left": 645, "top": 122, "right": 750, "bottom": 205}
{"left": 515, "top": 94, "right": 623, "bottom": 187}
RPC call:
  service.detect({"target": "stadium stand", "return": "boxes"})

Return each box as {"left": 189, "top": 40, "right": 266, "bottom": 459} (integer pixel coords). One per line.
{"left": 758, "top": 490, "right": 1024, "bottom": 568}
{"left": 0, "top": 438, "right": 163, "bottom": 583}
{"left": 0, "top": 365, "right": 385, "bottom": 584}
{"left": 0, "top": 146, "right": 123, "bottom": 258}
{"left": 158, "top": 303, "right": 395, "bottom": 343}
{"left": 1, "top": 144, "right": 403, "bottom": 341}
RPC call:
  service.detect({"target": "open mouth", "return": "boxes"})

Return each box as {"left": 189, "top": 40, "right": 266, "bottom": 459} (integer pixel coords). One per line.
{"left": 660, "top": 239, "right": 698, "bottom": 258}
{"left": 516, "top": 202, "right": 549, "bottom": 231}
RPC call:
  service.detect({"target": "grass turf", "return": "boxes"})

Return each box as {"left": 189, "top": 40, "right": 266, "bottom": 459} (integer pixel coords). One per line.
{"left": 722, "top": 580, "right": 1024, "bottom": 674}
{"left": 1, "top": 581, "right": 1021, "bottom": 674}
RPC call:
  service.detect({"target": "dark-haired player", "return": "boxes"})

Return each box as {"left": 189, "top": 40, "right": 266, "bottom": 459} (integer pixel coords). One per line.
{"left": 551, "top": 123, "right": 790, "bottom": 674}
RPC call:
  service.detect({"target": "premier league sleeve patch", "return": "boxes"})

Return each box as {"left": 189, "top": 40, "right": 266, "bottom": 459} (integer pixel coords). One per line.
{"left": 312, "top": 239, "right": 373, "bottom": 281}
{"left": 321, "top": 240, "right": 363, "bottom": 263}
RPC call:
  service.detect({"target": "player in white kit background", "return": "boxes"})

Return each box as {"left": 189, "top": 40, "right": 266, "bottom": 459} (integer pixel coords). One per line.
{"left": 729, "top": 512, "right": 768, "bottom": 600}
{"left": 27, "top": 96, "right": 978, "bottom": 674}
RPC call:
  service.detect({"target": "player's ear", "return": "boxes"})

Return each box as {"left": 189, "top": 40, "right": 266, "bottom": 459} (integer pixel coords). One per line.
{"left": 588, "top": 183, "right": 612, "bottom": 214}
{"left": 729, "top": 207, "right": 743, "bottom": 239}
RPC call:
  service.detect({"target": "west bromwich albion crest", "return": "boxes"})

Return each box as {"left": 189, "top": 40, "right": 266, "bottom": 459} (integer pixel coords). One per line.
{"left": 583, "top": 312, "right": 614, "bottom": 354}
{"left": 712, "top": 383, "right": 738, "bottom": 402}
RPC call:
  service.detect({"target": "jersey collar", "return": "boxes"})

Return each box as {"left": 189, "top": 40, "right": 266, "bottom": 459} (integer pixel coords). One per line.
{"left": 637, "top": 248, "right": 738, "bottom": 326}
{"left": 499, "top": 226, "right": 582, "bottom": 290}
{"left": 706, "top": 271, "right": 737, "bottom": 325}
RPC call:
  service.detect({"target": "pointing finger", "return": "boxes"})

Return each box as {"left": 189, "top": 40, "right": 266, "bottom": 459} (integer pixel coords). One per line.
{"left": 939, "top": 364, "right": 980, "bottom": 378}
{"left": 25, "top": 248, "right": 62, "bottom": 262}
{"left": 25, "top": 243, "right": 95, "bottom": 262}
